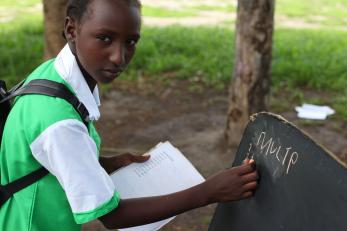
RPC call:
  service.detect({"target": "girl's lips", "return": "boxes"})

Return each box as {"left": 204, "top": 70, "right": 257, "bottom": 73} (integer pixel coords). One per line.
{"left": 102, "top": 70, "right": 121, "bottom": 79}
{"left": 104, "top": 69, "right": 121, "bottom": 74}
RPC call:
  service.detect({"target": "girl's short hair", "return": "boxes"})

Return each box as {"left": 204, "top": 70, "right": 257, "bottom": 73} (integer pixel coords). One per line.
{"left": 66, "top": 0, "right": 142, "bottom": 22}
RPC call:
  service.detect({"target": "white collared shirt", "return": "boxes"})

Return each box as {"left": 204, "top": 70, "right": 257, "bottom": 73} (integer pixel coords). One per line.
{"left": 29, "top": 44, "right": 118, "bottom": 216}
{"left": 54, "top": 44, "right": 101, "bottom": 121}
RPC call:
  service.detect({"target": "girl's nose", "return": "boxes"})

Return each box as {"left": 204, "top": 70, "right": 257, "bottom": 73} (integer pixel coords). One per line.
{"left": 110, "top": 43, "right": 125, "bottom": 66}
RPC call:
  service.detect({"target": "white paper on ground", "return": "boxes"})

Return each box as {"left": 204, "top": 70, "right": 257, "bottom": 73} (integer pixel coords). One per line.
{"left": 295, "top": 103, "right": 335, "bottom": 120}
{"left": 110, "top": 141, "right": 205, "bottom": 231}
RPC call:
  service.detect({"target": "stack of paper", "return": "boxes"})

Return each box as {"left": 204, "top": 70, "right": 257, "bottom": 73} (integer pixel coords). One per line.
{"left": 295, "top": 103, "right": 335, "bottom": 120}
{"left": 110, "top": 141, "right": 205, "bottom": 231}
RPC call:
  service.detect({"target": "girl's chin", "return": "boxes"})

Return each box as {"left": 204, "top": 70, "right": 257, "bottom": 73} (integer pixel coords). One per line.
{"left": 99, "top": 71, "right": 122, "bottom": 83}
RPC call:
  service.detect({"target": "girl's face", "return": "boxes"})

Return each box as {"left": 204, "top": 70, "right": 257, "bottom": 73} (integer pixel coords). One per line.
{"left": 65, "top": 0, "right": 141, "bottom": 85}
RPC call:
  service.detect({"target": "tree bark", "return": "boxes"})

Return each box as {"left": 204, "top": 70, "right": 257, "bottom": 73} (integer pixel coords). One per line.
{"left": 43, "top": 0, "right": 68, "bottom": 60}
{"left": 225, "top": 0, "right": 275, "bottom": 147}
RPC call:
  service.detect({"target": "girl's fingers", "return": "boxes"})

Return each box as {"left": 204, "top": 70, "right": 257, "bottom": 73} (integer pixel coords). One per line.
{"left": 241, "top": 171, "right": 259, "bottom": 183}
{"left": 242, "top": 157, "right": 255, "bottom": 165}
{"left": 236, "top": 162, "right": 256, "bottom": 175}
{"left": 242, "top": 181, "right": 258, "bottom": 191}
{"left": 241, "top": 191, "right": 253, "bottom": 199}
{"left": 138, "top": 155, "right": 150, "bottom": 162}
{"left": 129, "top": 154, "right": 150, "bottom": 163}
{"left": 242, "top": 157, "right": 250, "bottom": 164}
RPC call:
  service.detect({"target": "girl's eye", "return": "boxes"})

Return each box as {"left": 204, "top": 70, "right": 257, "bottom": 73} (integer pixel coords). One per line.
{"left": 126, "top": 39, "right": 137, "bottom": 47}
{"left": 97, "top": 35, "right": 111, "bottom": 43}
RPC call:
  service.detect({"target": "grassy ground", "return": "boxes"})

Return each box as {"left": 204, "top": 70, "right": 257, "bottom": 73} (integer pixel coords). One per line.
{"left": 143, "top": 0, "right": 347, "bottom": 27}
{"left": 0, "top": 0, "right": 346, "bottom": 118}
{"left": 276, "top": 0, "right": 347, "bottom": 26}
{"left": 0, "top": 17, "right": 43, "bottom": 87}
{"left": 142, "top": 6, "right": 197, "bottom": 18}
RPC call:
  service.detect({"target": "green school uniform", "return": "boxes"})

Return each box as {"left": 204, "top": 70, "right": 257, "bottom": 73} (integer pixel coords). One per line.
{"left": 0, "top": 45, "right": 120, "bottom": 231}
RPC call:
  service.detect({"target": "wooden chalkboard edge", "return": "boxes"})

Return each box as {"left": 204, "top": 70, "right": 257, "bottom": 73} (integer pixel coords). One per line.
{"left": 250, "top": 111, "right": 347, "bottom": 169}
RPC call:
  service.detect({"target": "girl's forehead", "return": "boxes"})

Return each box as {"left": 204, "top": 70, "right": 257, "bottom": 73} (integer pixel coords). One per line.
{"left": 82, "top": 0, "right": 141, "bottom": 32}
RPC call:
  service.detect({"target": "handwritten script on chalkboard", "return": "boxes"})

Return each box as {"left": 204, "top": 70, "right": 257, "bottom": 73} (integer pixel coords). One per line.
{"left": 250, "top": 130, "right": 299, "bottom": 176}
{"left": 209, "top": 112, "right": 347, "bottom": 231}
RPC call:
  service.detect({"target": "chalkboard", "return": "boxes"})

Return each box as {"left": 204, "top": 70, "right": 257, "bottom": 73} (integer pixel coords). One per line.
{"left": 209, "top": 112, "right": 347, "bottom": 231}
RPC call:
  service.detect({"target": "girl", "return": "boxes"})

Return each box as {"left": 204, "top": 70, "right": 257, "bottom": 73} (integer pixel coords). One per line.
{"left": 0, "top": 0, "right": 258, "bottom": 230}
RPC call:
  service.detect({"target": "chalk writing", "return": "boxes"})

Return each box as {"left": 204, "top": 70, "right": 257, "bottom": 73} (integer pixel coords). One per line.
{"left": 247, "top": 143, "right": 254, "bottom": 159}
{"left": 254, "top": 132, "right": 299, "bottom": 175}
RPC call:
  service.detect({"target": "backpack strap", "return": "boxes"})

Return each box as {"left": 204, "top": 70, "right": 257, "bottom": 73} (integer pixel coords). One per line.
{"left": 0, "top": 167, "right": 48, "bottom": 206}
{"left": 8, "top": 78, "right": 26, "bottom": 95}
{"left": 0, "top": 79, "right": 91, "bottom": 207}
{"left": 1, "top": 79, "right": 89, "bottom": 125}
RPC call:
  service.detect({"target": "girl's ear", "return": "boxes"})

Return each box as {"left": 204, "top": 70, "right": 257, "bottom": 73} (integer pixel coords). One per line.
{"left": 64, "top": 16, "right": 77, "bottom": 54}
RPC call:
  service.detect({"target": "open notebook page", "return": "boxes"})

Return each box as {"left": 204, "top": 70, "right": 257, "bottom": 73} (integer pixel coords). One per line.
{"left": 110, "top": 141, "right": 205, "bottom": 231}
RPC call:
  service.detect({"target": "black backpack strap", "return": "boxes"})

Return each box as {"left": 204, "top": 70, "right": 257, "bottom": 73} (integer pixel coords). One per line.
{"left": 0, "top": 167, "right": 48, "bottom": 206}
{"left": 0, "top": 79, "right": 91, "bottom": 206}
{"left": 0, "top": 79, "right": 89, "bottom": 125}
{"left": 8, "top": 78, "right": 26, "bottom": 95}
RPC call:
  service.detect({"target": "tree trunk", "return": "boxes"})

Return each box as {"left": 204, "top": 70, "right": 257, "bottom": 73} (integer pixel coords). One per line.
{"left": 225, "top": 0, "right": 275, "bottom": 147}
{"left": 43, "top": 0, "right": 68, "bottom": 59}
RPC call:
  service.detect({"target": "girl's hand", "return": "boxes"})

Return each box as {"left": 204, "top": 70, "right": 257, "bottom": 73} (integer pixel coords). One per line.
{"left": 100, "top": 153, "right": 150, "bottom": 173}
{"left": 202, "top": 158, "right": 258, "bottom": 204}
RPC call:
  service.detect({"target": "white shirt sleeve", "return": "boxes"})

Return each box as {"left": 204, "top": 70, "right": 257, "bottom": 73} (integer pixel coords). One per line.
{"left": 30, "top": 119, "right": 116, "bottom": 213}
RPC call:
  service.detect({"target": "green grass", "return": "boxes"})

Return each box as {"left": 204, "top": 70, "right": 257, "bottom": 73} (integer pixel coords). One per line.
{"left": 1, "top": 0, "right": 347, "bottom": 27}
{"left": 276, "top": 0, "right": 347, "bottom": 26}
{"left": 127, "top": 26, "right": 234, "bottom": 90}
{"left": 1, "top": 0, "right": 347, "bottom": 118}
{"left": 1, "top": 22, "right": 347, "bottom": 117}
{"left": 0, "top": 16, "right": 44, "bottom": 87}
{"left": 191, "top": 4, "right": 236, "bottom": 13}
{"left": 188, "top": 0, "right": 347, "bottom": 27}
{"left": 0, "top": 0, "right": 41, "bottom": 24}
{"left": 272, "top": 29, "right": 347, "bottom": 91}
{"left": 0, "top": 0, "right": 39, "bottom": 8}
{"left": 142, "top": 6, "right": 196, "bottom": 18}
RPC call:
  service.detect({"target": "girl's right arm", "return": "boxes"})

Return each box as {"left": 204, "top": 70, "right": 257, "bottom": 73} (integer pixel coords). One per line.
{"left": 99, "top": 160, "right": 258, "bottom": 229}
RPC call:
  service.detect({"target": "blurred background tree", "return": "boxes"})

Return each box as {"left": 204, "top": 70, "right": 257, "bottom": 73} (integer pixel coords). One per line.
{"left": 226, "top": 0, "right": 275, "bottom": 146}
{"left": 43, "top": 0, "right": 67, "bottom": 59}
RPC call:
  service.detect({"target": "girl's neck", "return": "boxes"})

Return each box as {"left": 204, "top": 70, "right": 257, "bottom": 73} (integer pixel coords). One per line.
{"left": 76, "top": 56, "right": 97, "bottom": 92}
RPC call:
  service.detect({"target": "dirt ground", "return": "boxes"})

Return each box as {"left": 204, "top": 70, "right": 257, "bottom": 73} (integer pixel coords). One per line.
{"left": 82, "top": 79, "right": 347, "bottom": 231}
